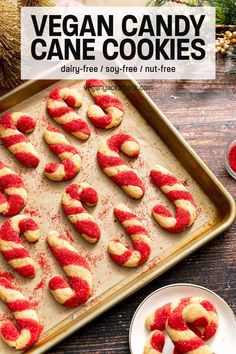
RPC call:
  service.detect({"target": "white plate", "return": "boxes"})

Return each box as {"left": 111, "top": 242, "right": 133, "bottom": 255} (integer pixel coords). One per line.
{"left": 129, "top": 283, "right": 236, "bottom": 354}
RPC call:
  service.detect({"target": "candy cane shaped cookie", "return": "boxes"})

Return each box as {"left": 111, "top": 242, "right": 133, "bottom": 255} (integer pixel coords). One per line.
{"left": 47, "top": 87, "right": 91, "bottom": 140}
{"left": 47, "top": 231, "right": 93, "bottom": 307}
{"left": 145, "top": 297, "right": 218, "bottom": 354}
{"left": 146, "top": 297, "right": 218, "bottom": 338}
{"left": 97, "top": 133, "right": 145, "bottom": 199}
{"left": 166, "top": 298, "right": 218, "bottom": 354}
{"left": 86, "top": 79, "right": 124, "bottom": 129}
{"left": 0, "top": 112, "right": 40, "bottom": 167}
{"left": 43, "top": 126, "right": 82, "bottom": 181}
{"left": 0, "top": 277, "right": 41, "bottom": 350}
{"left": 62, "top": 183, "right": 101, "bottom": 243}
{"left": 150, "top": 165, "right": 197, "bottom": 233}
{"left": 0, "top": 161, "right": 27, "bottom": 216}
{"left": 145, "top": 303, "right": 171, "bottom": 332}
{"left": 108, "top": 204, "right": 151, "bottom": 267}
{"left": 144, "top": 330, "right": 165, "bottom": 354}
{"left": 0, "top": 216, "right": 40, "bottom": 278}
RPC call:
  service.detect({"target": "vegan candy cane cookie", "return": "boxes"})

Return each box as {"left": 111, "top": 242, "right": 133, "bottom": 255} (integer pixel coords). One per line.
{"left": 150, "top": 165, "right": 197, "bottom": 233}
{"left": 145, "top": 302, "right": 171, "bottom": 332}
{"left": 97, "top": 133, "right": 145, "bottom": 199}
{"left": 62, "top": 183, "right": 101, "bottom": 243}
{"left": 0, "top": 112, "right": 40, "bottom": 167}
{"left": 108, "top": 204, "right": 151, "bottom": 267}
{"left": 43, "top": 125, "right": 82, "bottom": 181}
{"left": 47, "top": 231, "right": 93, "bottom": 307}
{"left": 166, "top": 299, "right": 218, "bottom": 354}
{"left": 86, "top": 79, "right": 124, "bottom": 129}
{"left": 0, "top": 277, "right": 41, "bottom": 350}
{"left": 144, "top": 330, "right": 165, "bottom": 354}
{"left": 0, "top": 215, "right": 40, "bottom": 278}
{"left": 0, "top": 161, "right": 28, "bottom": 216}
{"left": 47, "top": 87, "right": 91, "bottom": 140}
{"left": 145, "top": 297, "right": 218, "bottom": 354}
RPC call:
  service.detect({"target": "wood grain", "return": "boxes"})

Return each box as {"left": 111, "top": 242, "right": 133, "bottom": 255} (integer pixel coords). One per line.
{"left": 44, "top": 58, "right": 236, "bottom": 353}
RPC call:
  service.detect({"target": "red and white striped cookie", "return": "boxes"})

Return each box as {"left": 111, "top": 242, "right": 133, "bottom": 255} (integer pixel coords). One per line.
{"left": 146, "top": 297, "right": 218, "bottom": 338}
{"left": 62, "top": 183, "right": 101, "bottom": 243}
{"left": 145, "top": 302, "right": 171, "bottom": 332}
{"left": 145, "top": 297, "right": 218, "bottom": 354}
{"left": 166, "top": 297, "right": 218, "bottom": 354}
{"left": 47, "top": 231, "right": 93, "bottom": 308}
{"left": 43, "top": 125, "right": 82, "bottom": 181}
{"left": 108, "top": 204, "right": 151, "bottom": 267}
{"left": 150, "top": 165, "right": 197, "bottom": 233}
{"left": 0, "top": 215, "right": 40, "bottom": 278}
{"left": 47, "top": 87, "right": 91, "bottom": 140}
{"left": 0, "top": 161, "right": 28, "bottom": 216}
{"left": 144, "top": 330, "right": 165, "bottom": 354}
{"left": 86, "top": 79, "right": 124, "bottom": 129}
{"left": 0, "top": 277, "right": 41, "bottom": 350}
{"left": 97, "top": 133, "right": 145, "bottom": 199}
{"left": 0, "top": 112, "right": 40, "bottom": 167}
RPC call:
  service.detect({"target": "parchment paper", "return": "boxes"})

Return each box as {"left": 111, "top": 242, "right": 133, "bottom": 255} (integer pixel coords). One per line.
{"left": 0, "top": 80, "right": 217, "bottom": 353}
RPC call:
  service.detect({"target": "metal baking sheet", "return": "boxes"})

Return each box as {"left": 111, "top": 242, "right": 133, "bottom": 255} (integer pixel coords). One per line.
{"left": 0, "top": 79, "right": 235, "bottom": 354}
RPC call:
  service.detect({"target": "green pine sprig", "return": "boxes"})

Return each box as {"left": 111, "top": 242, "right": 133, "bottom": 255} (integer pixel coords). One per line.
{"left": 204, "top": 0, "right": 236, "bottom": 25}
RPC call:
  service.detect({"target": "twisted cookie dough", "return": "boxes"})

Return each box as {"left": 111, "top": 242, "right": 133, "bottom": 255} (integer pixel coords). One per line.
{"left": 166, "top": 299, "right": 218, "bottom": 354}
{"left": 108, "top": 204, "right": 151, "bottom": 267}
{"left": 86, "top": 79, "right": 124, "bottom": 129}
{"left": 47, "top": 87, "right": 91, "bottom": 140}
{"left": 0, "top": 277, "right": 41, "bottom": 350}
{"left": 97, "top": 133, "right": 145, "bottom": 199}
{"left": 43, "top": 125, "right": 82, "bottom": 181}
{"left": 144, "top": 330, "right": 165, "bottom": 354}
{"left": 47, "top": 231, "right": 93, "bottom": 308}
{"left": 62, "top": 183, "right": 101, "bottom": 243}
{"left": 150, "top": 165, "right": 197, "bottom": 232}
{"left": 145, "top": 297, "right": 218, "bottom": 354}
{"left": 0, "top": 112, "right": 40, "bottom": 167}
{"left": 0, "top": 161, "right": 28, "bottom": 216}
{"left": 0, "top": 215, "right": 40, "bottom": 278}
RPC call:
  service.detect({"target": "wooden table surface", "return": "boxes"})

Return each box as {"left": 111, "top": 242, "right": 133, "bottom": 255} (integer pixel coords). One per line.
{"left": 3, "top": 57, "right": 228, "bottom": 353}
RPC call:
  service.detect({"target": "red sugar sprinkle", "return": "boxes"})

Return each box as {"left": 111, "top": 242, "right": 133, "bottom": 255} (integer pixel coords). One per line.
{"left": 51, "top": 213, "right": 60, "bottom": 223}
{"left": 36, "top": 252, "right": 52, "bottom": 276}
{"left": 33, "top": 279, "right": 46, "bottom": 293}
{"left": 41, "top": 115, "right": 49, "bottom": 125}
{"left": 137, "top": 158, "right": 145, "bottom": 168}
{"left": 24, "top": 208, "right": 39, "bottom": 217}
{"left": 98, "top": 207, "right": 109, "bottom": 220}
{"left": 228, "top": 145, "right": 236, "bottom": 173}
{"left": 62, "top": 230, "right": 75, "bottom": 243}
{"left": 37, "top": 253, "right": 47, "bottom": 268}
{"left": 101, "top": 195, "right": 110, "bottom": 206}
{"left": 86, "top": 250, "right": 105, "bottom": 267}
{"left": 28, "top": 298, "right": 40, "bottom": 310}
